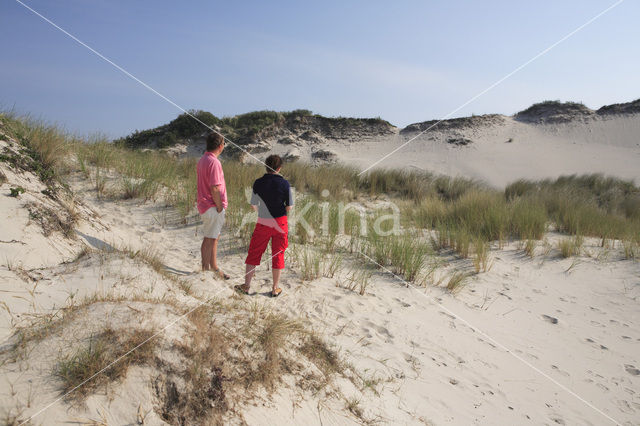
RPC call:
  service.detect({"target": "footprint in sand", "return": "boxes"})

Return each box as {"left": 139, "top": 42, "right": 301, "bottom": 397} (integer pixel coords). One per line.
{"left": 542, "top": 314, "right": 558, "bottom": 324}
{"left": 616, "top": 399, "right": 634, "bottom": 414}
{"left": 439, "top": 311, "right": 456, "bottom": 320}
{"left": 394, "top": 297, "right": 411, "bottom": 308}
{"left": 585, "top": 338, "right": 608, "bottom": 350}
{"left": 551, "top": 365, "right": 570, "bottom": 377}
{"left": 624, "top": 365, "right": 640, "bottom": 376}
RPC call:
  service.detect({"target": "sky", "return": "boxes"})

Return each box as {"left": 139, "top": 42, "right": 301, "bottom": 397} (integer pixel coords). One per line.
{"left": 1, "top": 0, "right": 639, "bottom": 138}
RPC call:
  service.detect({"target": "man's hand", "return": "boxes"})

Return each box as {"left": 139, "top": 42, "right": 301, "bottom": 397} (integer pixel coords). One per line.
{"left": 211, "top": 184, "right": 223, "bottom": 213}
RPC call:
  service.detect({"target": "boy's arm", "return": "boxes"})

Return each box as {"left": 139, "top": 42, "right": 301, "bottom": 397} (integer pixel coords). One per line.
{"left": 250, "top": 183, "right": 260, "bottom": 212}
{"left": 285, "top": 184, "right": 293, "bottom": 211}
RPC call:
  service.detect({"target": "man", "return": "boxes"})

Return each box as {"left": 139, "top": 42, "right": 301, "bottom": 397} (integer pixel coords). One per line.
{"left": 197, "top": 132, "right": 229, "bottom": 280}
{"left": 236, "top": 154, "right": 293, "bottom": 297}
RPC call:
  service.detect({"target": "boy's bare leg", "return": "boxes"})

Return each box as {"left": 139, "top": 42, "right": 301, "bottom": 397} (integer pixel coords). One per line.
{"left": 242, "top": 264, "right": 256, "bottom": 291}
{"left": 272, "top": 268, "right": 282, "bottom": 292}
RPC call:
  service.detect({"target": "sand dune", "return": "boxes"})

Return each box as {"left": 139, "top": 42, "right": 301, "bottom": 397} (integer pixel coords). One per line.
{"left": 265, "top": 114, "right": 640, "bottom": 188}
{"left": 1, "top": 108, "right": 639, "bottom": 425}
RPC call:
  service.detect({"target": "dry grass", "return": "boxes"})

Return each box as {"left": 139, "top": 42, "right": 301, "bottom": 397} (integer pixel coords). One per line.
{"left": 25, "top": 201, "right": 77, "bottom": 239}
{"left": 55, "top": 328, "right": 156, "bottom": 398}
{"left": 446, "top": 271, "right": 469, "bottom": 293}
{"left": 1, "top": 407, "right": 32, "bottom": 426}
{"left": 154, "top": 301, "right": 351, "bottom": 424}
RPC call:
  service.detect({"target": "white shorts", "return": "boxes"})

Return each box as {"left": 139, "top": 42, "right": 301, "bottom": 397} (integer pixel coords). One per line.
{"left": 201, "top": 207, "right": 225, "bottom": 239}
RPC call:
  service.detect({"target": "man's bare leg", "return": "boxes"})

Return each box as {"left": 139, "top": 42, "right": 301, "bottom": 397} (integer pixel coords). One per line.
{"left": 272, "top": 268, "right": 282, "bottom": 292}
{"left": 210, "top": 238, "right": 219, "bottom": 270}
{"left": 201, "top": 238, "right": 214, "bottom": 270}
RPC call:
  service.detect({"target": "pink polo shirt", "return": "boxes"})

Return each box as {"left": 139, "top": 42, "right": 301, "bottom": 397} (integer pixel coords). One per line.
{"left": 196, "top": 152, "right": 228, "bottom": 214}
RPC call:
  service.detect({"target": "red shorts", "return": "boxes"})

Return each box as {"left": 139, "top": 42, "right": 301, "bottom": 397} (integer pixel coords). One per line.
{"left": 245, "top": 216, "right": 288, "bottom": 269}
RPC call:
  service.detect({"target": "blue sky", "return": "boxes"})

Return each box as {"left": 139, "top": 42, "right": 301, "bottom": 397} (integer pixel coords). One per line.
{"left": 1, "top": 0, "right": 639, "bottom": 138}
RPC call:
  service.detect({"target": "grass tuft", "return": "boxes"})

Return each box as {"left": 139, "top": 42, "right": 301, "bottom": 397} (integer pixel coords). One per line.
{"left": 55, "top": 328, "right": 155, "bottom": 398}
{"left": 558, "top": 236, "right": 583, "bottom": 258}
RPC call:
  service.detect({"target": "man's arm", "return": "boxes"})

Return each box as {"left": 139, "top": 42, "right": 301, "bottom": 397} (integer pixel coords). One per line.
{"left": 210, "top": 184, "right": 223, "bottom": 213}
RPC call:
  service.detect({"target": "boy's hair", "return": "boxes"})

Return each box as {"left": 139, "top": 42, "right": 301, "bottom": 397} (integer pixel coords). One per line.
{"left": 265, "top": 155, "right": 283, "bottom": 173}
{"left": 206, "top": 132, "right": 224, "bottom": 151}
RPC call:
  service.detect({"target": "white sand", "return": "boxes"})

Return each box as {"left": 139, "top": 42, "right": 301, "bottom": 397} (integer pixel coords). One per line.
{"left": 1, "top": 128, "right": 639, "bottom": 425}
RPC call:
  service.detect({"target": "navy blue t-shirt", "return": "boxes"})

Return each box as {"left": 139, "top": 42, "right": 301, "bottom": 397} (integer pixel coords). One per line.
{"left": 251, "top": 174, "right": 293, "bottom": 219}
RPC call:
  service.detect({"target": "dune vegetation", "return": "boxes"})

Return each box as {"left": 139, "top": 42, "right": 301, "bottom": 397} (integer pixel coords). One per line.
{"left": 2, "top": 110, "right": 640, "bottom": 424}
{"left": 2, "top": 111, "right": 639, "bottom": 285}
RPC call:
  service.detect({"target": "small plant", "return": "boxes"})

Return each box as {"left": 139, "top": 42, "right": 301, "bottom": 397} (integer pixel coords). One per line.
{"left": 9, "top": 186, "right": 25, "bottom": 197}
{"left": 55, "top": 328, "right": 155, "bottom": 398}
{"left": 558, "top": 235, "right": 583, "bottom": 258}
{"left": 446, "top": 271, "right": 468, "bottom": 293}
{"left": 295, "top": 246, "right": 321, "bottom": 281}
{"left": 473, "top": 237, "right": 491, "bottom": 273}
{"left": 322, "top": 252, "right": 343, "bottom": 278}
{"left": 388, "top": 234, "right": 431, "bottom": 281}
{"left": 339, "top": 268, "right": 373, "bottom": 295}
{"left": 622, "top": 239, "right": 637, "bottom": 259}
{"left": 523, "top": 239, "right": 536, "bottom": 258}
{"left": 345, "top": 397, "right": 363, "bottom": 419}
{"left": 452, "top": 229, "right": 471, "bottom": 258}
{"left": 94, "top": 167, "right": 106, "bottom": 198}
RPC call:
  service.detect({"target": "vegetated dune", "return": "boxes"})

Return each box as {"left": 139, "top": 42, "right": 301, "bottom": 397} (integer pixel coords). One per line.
{"left": 1, "top": 111, "right": 639, "bottom": 425}
{"left": 118, "top": 99, "right": 640, "bottom": 189}
{"left": 337, "top": 100, "right": 640, "bottom": 187}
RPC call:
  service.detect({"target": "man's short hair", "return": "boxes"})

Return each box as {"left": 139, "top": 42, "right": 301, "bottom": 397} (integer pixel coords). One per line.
{"left": 206, "top": 132, "right": 224, "bottom": 152}
{"left": 265, "top": 154, "right": 283, "bottom": 173}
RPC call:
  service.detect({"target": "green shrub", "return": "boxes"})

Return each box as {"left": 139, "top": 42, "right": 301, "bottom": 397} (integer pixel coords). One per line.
{"left": 9, "top": 186, "right": 25, "bottom": 197}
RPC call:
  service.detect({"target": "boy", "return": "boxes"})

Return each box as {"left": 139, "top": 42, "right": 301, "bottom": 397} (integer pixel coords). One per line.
{"left": 236, "top": 155, "right": 293, "bottom": 297}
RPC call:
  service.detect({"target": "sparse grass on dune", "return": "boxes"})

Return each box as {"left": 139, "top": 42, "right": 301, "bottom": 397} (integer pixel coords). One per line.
{"left": 1, "top": 112, "right": 74, "bottom": 179}
{"left": 9, "top": 109, "right": 638, "bottom": 245}
{"left": 55, "top": 327, "right": 156, "bottom": 398}
{"left": 3, "top": 111, "right": 639, "bottom": 287}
